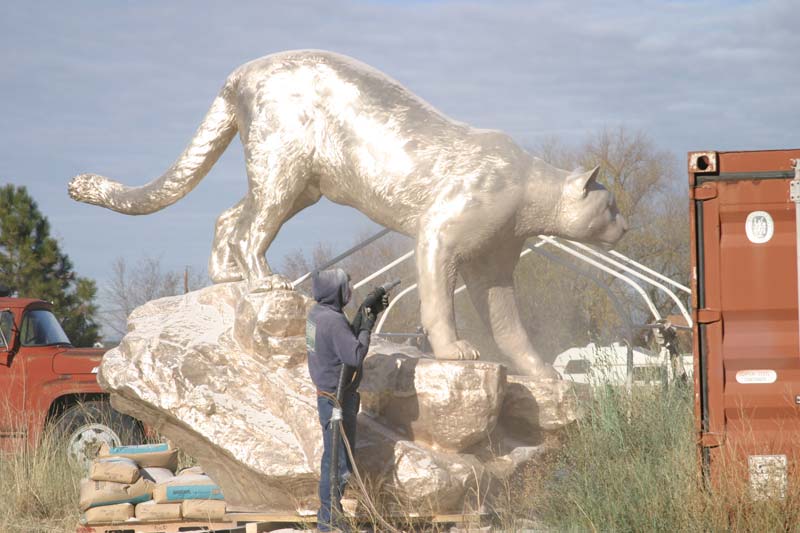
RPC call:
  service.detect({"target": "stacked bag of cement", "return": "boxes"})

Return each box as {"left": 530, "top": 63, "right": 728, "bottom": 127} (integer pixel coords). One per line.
{"left": 79, "top": 442, "right": 227, "bottom": 525}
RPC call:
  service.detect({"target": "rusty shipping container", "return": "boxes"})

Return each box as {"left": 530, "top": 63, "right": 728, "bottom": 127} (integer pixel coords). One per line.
{"left": 690, "top": 148, "right": 800, "bottom": 497}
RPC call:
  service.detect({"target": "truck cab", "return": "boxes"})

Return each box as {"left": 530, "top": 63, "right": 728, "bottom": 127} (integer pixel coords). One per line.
{"left": 0, "top": 296, "right": 142, "bottom": 466}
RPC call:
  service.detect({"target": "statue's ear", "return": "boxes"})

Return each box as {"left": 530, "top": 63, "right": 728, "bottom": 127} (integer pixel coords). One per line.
{"left": 565, "top": 166, "right": 600, "bottom": 198}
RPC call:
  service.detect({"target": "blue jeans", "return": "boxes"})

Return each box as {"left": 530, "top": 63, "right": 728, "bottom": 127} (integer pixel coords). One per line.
{"left": 317, "top": 390, "right": 360, "bottom": 532}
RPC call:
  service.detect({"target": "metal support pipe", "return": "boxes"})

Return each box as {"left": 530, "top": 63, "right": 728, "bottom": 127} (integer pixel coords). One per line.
{"left": 291, "top": 228, "right": 392, "bottom": 287}
{"left": 564, "top": 239, "right": 692, "bottom": 326}
{"left": 353, "top": 251, "right": 414, "bottom": 290}
{"left": 608, "top": 249, "right": 691, "bottom": 295}
{"left": 376, "top": 238, "right": 548, "bottom": 333}
{"left": 524, "top": 244, "right": 636, "bottom": 338}
{"left": 375, "top": 283, "right": 418, "bottom": 334}
{"left": 539, "top": 235, "right": 662, "bottom": 321}
{"left": 300, "top": 228, "right": 689, "bottom": 343}
{"left": 378, "top": 235, "right": 668, "bottom": 336}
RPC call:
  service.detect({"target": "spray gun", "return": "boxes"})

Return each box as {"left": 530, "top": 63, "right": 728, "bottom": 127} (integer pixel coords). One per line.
{"left": 350, "top": 279, "right": 401, "bottom": 335}
{"left": 328, "top": 279, "right": 401, "bottom": 525}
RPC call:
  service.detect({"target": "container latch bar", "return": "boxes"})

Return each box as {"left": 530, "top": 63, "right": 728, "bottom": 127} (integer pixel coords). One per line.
{"left": 701, "top": 432, "right": 724, "bottom": 447}
{"left": 697, "top": 309, "right": 721, "bottom": 324}
{"left": 693, "top": 183, "right": 718, "bottom": 200}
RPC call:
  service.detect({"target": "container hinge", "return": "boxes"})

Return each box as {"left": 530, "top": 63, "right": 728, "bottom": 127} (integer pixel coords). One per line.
{"left": 697, "top": 309, "right": 721, "bottom": 324}
{"left": 790, "top": 159, "right": 800, "bottom": 203}
{"left": 693, "top": 183, "right": 718, "bottom": 200}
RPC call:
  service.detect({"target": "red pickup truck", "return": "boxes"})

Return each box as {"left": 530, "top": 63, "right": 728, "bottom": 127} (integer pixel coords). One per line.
{"left": 0, "top": 294, "right": 142, "bottom": 466}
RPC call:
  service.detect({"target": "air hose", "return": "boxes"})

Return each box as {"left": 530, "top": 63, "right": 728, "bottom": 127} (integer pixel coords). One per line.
{"left": 328, "top": 362, "right": 350, "bottom": 521}
{"left": 322, "top": 385, "right": 403, "bottom": 533}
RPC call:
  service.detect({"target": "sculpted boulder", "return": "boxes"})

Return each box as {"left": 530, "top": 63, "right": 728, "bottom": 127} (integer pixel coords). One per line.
{"left": 361, "top": 354, "right": 506, "bottom": 452}
{"left": 501, "top": 375, "right": 581, "bottom": 435}
{"left": 233, "top": 289, "right": 309, "bottom": 366}
{"left": 99, "top": 283, "right": 577, "bottom": 513}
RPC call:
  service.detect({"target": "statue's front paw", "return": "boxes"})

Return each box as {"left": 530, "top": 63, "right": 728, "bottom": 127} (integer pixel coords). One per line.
{"left": 249, "top": 274, "right": 294, "bottom": 293}
{"left": 439, "top": 340, "right": 481, "bottom": 361}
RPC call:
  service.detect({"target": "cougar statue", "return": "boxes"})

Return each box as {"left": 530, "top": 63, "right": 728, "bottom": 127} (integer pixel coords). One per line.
{"left": 69, "top": 50, "right": 627, "bottom": 376}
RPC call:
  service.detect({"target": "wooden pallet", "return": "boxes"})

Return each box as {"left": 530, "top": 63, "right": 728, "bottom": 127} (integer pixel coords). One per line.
{"left": 75, "top": 519, "right": 238, "bottom": 533}
{"left": 224, "top": 510, "right": 488, "bottom": 531}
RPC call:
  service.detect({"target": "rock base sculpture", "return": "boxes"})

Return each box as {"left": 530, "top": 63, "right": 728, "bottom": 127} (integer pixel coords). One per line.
{"left": 99, "top": 283, "right": 579, "bottom": 513}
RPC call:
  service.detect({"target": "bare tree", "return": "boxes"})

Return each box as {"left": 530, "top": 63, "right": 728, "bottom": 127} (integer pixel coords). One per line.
{"left": 280, "top": 242, "right": 336, "bottom": 282}
{"left": 101, "top": 256, "right": 208, "bottom": 338}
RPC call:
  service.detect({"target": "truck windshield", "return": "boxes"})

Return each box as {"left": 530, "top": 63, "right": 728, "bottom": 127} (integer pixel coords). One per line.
{"left": 20, "top": 309, "right": 71, "bottom": 347}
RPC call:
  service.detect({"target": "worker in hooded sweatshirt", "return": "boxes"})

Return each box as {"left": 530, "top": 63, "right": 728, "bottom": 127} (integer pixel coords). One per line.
{"left": 306, "top": 268, "right": 388, "bottom": 532}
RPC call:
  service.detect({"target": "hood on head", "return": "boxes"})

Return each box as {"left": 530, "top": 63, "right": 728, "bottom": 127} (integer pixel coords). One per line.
{"left": 312, "top": 268, "right": 351, "bottom": 310}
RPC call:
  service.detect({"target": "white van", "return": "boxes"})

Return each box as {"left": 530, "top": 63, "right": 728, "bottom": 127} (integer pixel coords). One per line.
{"left": 552, "top": 342, "right": 693, "bottom": 386}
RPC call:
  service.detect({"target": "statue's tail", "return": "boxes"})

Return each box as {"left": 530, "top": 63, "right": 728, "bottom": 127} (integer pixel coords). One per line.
{"left": 68, "top": 78, "right": 239, "bottom": 215}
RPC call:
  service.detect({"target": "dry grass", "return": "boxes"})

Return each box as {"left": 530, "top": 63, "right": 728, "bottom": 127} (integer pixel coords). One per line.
{"left": 0, "top": 400, "right": 146, "bottom": 533}
{"left": 0, "top": 419, "right": 82, "bottom": 532}
{"left": 501, "top": 383, "right": 800, "bottom": 533}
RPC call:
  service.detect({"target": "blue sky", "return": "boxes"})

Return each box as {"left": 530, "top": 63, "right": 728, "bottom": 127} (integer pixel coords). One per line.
{"left": 1, "top": 1, "right": 798, "bottom": 297}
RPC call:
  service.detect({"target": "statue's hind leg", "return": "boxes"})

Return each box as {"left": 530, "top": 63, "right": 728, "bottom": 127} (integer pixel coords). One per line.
{"left": 209, "top": 199, "right": 245, "bottom": 282}
{"left": 231, "top": 158, "right": 318, "bottom": 292}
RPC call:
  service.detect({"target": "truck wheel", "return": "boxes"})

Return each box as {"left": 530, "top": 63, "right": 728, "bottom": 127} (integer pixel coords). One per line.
{"left": 52, "top": 400, "right": 144, "bottom": 471}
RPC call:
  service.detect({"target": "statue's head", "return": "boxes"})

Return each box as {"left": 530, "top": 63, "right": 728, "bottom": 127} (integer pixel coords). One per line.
{"left": 552, "top": 166, "right": 628, "bottom": 248}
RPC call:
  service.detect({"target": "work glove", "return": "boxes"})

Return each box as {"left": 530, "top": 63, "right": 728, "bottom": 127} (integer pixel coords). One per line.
{"left": 358, "top": 306, "right": 376, "bottom": 335}
{"left": 363, "top": 289, "right": 390, "bottom": 315}
{"left": 374, "top": 293, "right": 390, "bottom": 315}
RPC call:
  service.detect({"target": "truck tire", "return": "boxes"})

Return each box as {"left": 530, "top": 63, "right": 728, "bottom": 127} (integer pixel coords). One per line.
{"left": 52, "top": 400, "right": 144, "bottom": 471}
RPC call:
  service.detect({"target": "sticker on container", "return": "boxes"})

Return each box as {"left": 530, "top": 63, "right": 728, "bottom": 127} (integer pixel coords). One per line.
{"left": 749, "top": 454, "right": 787, "bottom": 500}
{"left": 736, "top": 369, "right": 777, "bottom": 384}
{"left": 745, "top": 211, "right": 774, "bottom": 244}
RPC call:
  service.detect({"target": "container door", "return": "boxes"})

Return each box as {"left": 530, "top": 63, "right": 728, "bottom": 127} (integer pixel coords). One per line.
{"left": 692, "top": 149, "right": 800, "bottom": 497}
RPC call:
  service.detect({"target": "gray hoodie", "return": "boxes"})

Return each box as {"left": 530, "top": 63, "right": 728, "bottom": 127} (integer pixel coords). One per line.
{"left": 306, "top": 269, "right": 370, "bottom": 393}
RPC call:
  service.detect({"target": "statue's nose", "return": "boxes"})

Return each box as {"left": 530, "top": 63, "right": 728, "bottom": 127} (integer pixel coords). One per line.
{"left": 618, "top": 214, "right": 629, "bottom": 233}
